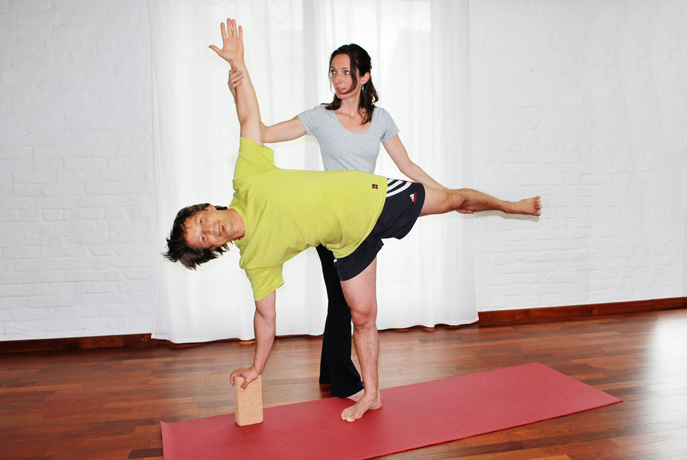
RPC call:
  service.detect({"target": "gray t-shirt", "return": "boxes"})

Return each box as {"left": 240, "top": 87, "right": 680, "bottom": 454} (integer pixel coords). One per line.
{"left": 298, "top": 105, "right": 399, "bottom": 173}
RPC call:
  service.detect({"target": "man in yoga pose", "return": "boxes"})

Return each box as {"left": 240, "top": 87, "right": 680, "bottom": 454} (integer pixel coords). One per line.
{"left": 164, "top": 18, "right": 542, "bottom": 422}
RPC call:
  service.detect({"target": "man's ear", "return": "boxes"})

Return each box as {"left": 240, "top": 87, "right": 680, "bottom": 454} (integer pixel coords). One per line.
{"left": 205, "top": 205, "right": 217, "bottom": 210}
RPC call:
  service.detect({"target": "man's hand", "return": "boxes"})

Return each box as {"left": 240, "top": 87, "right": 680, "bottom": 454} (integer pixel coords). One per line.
{"left": 230, "top": 365, "right": 260, "bottom": 390}
{"left": 209, "top": 18, "right": 244, "bottom": 65}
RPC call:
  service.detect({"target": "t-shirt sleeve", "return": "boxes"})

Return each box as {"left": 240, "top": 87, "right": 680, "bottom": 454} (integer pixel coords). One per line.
{"left": 244, "top": 265, "right": 285, "bottom": 301}
{"left": 378, "top": 108, "right": 400, "bottom": 143}
{"left": 297, "top": 106, "right": 321, "bottom": 136}
{"left": 234, "top": 137, "right": 277, "bottom": 179}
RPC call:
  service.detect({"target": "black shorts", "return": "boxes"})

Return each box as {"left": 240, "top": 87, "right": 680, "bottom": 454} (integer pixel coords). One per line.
{"left": 334, "top": 179, "right": 426, "bottom": 281}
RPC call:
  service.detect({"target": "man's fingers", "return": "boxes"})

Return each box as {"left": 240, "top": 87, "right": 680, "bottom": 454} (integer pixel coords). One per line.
{"left": 220, "top": 21, "right": 227, "bottom": 40}
{"left": 229, "top": 18, "right": 237, "bottom": 38}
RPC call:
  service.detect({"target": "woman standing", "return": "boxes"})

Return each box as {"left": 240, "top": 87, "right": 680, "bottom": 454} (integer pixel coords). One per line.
{"left": 230, "top": 44, "right": 445, "bottom": 401}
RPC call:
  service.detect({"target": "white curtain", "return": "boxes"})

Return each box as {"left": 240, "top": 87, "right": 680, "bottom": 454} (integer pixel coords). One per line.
{"left": 149, "top": 0, "right": 476, "bottom": 342}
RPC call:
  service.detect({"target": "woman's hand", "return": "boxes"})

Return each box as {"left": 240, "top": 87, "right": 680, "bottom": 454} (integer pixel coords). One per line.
{"left": 228, "top": 68, "right": 244, "bottom": 102}
{"left": 209, "top": 18, "right": 244, "bottom": 64}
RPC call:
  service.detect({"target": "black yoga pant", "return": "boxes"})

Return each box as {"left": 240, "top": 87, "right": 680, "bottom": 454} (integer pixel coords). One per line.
{"left": 316, "top": 245, "right": 364, "bottom": 398}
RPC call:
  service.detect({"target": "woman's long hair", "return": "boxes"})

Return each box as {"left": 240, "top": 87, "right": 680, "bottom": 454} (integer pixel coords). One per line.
{"left": 323, "top": 44, "right": 379, "bottom": 124}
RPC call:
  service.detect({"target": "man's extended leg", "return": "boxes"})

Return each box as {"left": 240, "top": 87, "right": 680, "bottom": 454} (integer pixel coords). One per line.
{"left": 316, "top": 245, "right": 364, "bottom": 400}
{"left": 339, "top": 258, "right": 383, "bottom": 422}
{"left": 420, "top": 187, "right": 542, "bottom": 217}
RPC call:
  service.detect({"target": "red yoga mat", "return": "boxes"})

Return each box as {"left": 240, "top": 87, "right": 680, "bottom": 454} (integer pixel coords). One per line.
{"left": 160, "top": 363, "right": 621, "bottom": 460}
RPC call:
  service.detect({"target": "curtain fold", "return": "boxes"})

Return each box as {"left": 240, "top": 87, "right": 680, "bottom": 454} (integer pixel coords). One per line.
{"left": 149, "top": 0, "right": 476, "bottom": 342}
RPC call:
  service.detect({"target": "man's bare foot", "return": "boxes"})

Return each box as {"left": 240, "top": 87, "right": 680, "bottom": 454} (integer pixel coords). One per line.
{"left": 347, "top": 389, "right": 364, "bottom": 402}
{"left": 509, "top": 196, "right": 542, "bottom": 216}
{"left": 341, "top": 389, "right": 382, "bottom": 422}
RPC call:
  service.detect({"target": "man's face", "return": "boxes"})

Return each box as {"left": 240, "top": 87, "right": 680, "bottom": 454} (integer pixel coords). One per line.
{"left": 184, "top": 206, "right": 233, "bottom": 250}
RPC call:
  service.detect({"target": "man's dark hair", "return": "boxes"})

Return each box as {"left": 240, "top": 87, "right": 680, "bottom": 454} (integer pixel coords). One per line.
{"left": 163, "top": 203, "right": 229, "bottom": 270}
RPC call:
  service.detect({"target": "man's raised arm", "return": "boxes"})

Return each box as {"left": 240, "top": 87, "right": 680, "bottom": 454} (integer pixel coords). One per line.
{"left": 209, "top": 18, "right": 262, "bottom": 146}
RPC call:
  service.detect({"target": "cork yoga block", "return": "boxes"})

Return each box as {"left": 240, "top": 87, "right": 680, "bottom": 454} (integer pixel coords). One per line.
{"left": 234, "top": 375, "right": 264, "bottom": 426}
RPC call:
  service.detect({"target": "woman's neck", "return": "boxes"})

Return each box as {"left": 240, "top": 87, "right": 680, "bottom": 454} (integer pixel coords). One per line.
{"left": 337, "top": 94, "right": 361, "bottom": 118}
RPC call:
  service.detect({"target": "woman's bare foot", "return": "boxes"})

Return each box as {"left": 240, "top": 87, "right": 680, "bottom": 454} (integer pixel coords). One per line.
{"left": 341, "top": 389, "right": 382, "bottom": 422}
{"left": 509, "top": 196, "right": 542, "bottom": 216}
{"left": 347, "top": 388, "right": 364, "bottom": 402}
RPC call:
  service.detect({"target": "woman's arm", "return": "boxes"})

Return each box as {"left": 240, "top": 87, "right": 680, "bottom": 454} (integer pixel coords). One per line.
{"left": 228, "top": 68, "right": 307, "bottom": 143}
{"left": 383, "top": 135, "right": 446, "bottom": 189}
{"left": 261, "top": 117, "right": 307, "bottom": 143}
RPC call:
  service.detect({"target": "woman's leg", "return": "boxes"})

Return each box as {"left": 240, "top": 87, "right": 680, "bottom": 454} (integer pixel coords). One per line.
{"left": 316, "top": 245, "right": 364, "bottom": 399}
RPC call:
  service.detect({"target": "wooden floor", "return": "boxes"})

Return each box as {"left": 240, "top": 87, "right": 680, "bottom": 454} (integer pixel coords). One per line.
{"left": 1, "top": 308, "right": 686, "bottom": 460}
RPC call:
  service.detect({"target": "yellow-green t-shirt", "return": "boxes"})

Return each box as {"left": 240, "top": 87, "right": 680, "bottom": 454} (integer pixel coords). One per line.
{"left": 230, "top": 138, "right": 388, "bottom": 301}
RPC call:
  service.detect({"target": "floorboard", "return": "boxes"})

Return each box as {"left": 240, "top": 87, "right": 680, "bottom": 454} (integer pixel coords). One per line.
{"left": 1, "top": 309, "right": 686, "bottom": 460}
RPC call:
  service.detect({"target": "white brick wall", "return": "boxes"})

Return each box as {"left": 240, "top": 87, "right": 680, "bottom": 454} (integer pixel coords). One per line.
{"left": 1, "top": 0, "right": 685, "bottom": 341}
{"left": 0, "top": 0, "right": 155, "bottom": 339}
{"left": 471, "top": 0, "right": 687, "bottom": 311}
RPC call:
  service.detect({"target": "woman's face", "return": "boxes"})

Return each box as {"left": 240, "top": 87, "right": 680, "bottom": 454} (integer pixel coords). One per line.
{"left": 330, "top": 54, "right": 367, "bottom": 100}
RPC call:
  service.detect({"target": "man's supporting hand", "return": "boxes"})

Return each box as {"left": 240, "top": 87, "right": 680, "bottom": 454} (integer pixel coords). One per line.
{"left": 230, "top": 365, "right": 260, "bottom": 390}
